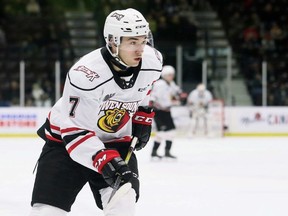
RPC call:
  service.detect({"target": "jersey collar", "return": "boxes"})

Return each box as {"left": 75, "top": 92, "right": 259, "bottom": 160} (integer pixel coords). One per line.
{"left": 101, "top": 47, "right": 141, "bottom": 89}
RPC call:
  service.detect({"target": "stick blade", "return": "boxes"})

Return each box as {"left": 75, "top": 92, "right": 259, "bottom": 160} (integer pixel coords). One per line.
{"left": 106, "top": 183, "right": 132, "bottom": 208}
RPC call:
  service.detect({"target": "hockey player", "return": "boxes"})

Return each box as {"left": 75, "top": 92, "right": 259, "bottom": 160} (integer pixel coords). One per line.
{"left": 29, "top": 8, "right": 162, "bottom": 216}
{"left": 150, "top": 65, "right": 186, "bottom": 159}
{"left": 187, "top": 83, "right": 213, "bottom": 135}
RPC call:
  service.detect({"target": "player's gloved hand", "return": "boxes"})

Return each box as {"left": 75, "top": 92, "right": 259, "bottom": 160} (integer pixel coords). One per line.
{"left": 132, "top": 106, "right": 155, "bottom": 151}
{"left": 93, "top": 149, "right": 132, "bottom": 187}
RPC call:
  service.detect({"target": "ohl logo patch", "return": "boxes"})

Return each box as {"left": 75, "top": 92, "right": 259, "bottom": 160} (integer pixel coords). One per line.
{"left": 111, "top": 12, "right": 124, "bottom": 21}
{"left": 97, "top": 108, "right": 130, "bottom": 133}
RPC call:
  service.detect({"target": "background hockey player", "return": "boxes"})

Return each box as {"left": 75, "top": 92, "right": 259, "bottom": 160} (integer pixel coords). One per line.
{"left": 150, "top": 65, "right": 187, "bottom": 159}
{"left": 29, "top": 8, "right": 162, "bottom": 216}
{"left": 187, "top": 83, "right": 213, "bottom": 135}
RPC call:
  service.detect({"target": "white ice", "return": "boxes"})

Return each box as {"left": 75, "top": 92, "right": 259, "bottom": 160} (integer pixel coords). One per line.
{"left": 1, "top": 136, "right": 288, "bottom": 216}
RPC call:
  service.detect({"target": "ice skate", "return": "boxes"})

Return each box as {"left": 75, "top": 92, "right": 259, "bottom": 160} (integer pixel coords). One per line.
{"left": 151, "top": 141, "right": 162, "bottom": 160}
{"left": 151, "top": 151, "right": 162, "bottom": 160}
{"left": 164, "top": 151, "right": 177, "bottom": 159}
{"left": 164, "top": 141, "right": 177, "bottom": 160}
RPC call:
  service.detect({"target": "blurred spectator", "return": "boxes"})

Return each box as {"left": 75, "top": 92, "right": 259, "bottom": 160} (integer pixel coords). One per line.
{"left": 32, "top": 81, "right": 45, "bottom": 107}
{"left": 270, "top": 22, "right": 286, "bottom": 51}
{"left": 259, "top": 2, "right": 274, "bottom": 28}
{"left": 227, "top": 11, "right": 245, "bottom": 43}
{"left": 146, "top": 13, "right": 157, "bottom": 36}
{"left": 31, "top": 80, "right": 52, "bottom": 107}
{"left": 0, "top": 93, "right": 10, "bottom": 106}
{"left": 26, "top": 0, "right": 41, "bottom": 16}
{"left": 178, "top": 15, "right": 198, "bottom": 43}
{"left": 209, "top": 0, "right": 288, "bottom": 105}
{"left": 9, "top": 80, "right": 20, "bottom": 106}
{"left": 243, "top": 24, "right": 260, "bottom": 42}
{"left": 156, "top": 15, "right": 171, "bottom": 41}
{"left": 0, "top": 26, "right": 6, "bottom": 46}
{"left": 250, "top": 73, "right": 262, "bottom": 106}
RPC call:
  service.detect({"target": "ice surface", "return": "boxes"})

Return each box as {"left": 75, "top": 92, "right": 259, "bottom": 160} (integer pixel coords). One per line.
{"left": 1, "top": 136, "right": 288, "bottom": 216}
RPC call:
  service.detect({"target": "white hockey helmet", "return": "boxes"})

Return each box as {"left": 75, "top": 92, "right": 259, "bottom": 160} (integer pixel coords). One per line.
{"left": 161, "top": 65, "right": 175, "bottom": 77}
{"left": 103, "top": 8, "right": 150, "bottom": 46}
{"left": 197, "top": 83, "right": 206, "bottom": 91}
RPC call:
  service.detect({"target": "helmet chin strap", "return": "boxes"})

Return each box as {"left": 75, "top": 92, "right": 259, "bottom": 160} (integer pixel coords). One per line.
{"left": 106, "top": 44, "right": 130, "bottom": 71}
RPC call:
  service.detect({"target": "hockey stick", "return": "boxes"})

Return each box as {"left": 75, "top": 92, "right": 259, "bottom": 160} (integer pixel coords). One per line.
{"left": 107, "top": 136, "right": 138, "bottom": 203}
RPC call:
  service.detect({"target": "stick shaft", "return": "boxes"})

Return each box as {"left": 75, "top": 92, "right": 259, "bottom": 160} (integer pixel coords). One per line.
{"left": 108, "top": 137, "right": 138, "bottom": 203}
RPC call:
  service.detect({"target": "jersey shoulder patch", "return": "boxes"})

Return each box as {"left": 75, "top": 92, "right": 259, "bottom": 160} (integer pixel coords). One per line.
{"left": 68, "top": 49, "right": 113, "bottom": 91}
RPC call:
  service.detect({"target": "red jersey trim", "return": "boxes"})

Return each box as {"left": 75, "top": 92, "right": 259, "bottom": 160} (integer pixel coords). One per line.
{"left": 61, "top": 127, "right": 84, "bottom": 134}
{"left": 67, "top": 132, "right": 95, "bottom": 154}
{"left": 46, "top": 134, "right": 62, "bottom": 143}
{"left": 50, "top": 124, "right": 60, "bottom": 132}
{"left": 104, "top": 136, "right": 132, "bottom": 143}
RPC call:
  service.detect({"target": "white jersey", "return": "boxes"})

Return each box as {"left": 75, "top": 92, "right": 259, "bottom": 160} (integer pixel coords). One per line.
{"left": 150, "top": 79, "right": 182, "bottom": 110}
{"left": 187, "top": 89, "right": 213, "bottom": 107}
{"left": 44, "top": 45, "right": 162, "bottom": 171}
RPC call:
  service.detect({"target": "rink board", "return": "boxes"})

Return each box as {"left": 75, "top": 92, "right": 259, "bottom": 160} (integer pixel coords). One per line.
{"left": 0, "top": 106, "right": 288, "bottom": 137}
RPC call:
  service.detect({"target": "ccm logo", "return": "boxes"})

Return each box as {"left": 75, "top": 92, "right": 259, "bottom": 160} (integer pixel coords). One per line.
{"left": 133, "top": 115, "right": 153, "bottom": 124}
{"left": 94, "top": 154, "right": 107, "bottom": 171}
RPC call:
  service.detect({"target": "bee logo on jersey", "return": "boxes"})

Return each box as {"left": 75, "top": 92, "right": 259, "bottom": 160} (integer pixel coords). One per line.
{"left": 97, "top": 100, "right": 140, "bottom": 133}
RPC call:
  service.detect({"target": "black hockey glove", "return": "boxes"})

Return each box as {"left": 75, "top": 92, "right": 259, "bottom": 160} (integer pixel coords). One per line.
{"left": 93, "top": 149, "right": 133, "bottom": 187}
{"left": 132, "top": 106, "right": 155, "bottom": 151}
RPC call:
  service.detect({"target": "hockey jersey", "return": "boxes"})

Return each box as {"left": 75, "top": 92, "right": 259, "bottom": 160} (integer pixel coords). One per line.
{"left": 42, "top": 45, "right": 162, "bottom": 171}
{"left": 150, "top": 79, "right": 182, "bottom": 110}
{"left": 187, "top": 89, "right": 213, "bottom": 107}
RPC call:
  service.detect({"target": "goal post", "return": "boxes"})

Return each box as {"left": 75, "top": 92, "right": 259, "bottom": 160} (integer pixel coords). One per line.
{"left": 206, "top": 99, "right": 225, "bottom": 137}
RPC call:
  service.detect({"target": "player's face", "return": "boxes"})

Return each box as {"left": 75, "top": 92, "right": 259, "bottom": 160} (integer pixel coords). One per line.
{"left": 118, "top": 36, "right": 147, "bottom": 67}
{"left": 164, "top": 74, "right": 175, "bottom": 82}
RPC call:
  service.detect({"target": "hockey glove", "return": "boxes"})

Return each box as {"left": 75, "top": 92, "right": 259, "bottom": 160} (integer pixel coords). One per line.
{"left": 132, "top": 106, "right": 155, "bottom": 151}
{"left": 93, "top": 149, "right": 133, "bottom": 187}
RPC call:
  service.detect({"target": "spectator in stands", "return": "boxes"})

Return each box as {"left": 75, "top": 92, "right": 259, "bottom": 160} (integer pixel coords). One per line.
{"left": 32, "top": 81, "right": 45, "bottom": 107}
{"left": 250, "top": 73, "right": 262, "bottom": 106}
{"left": 259, "top": 2, "right": 274, "bottom": 28}
{"left": 241, "top": 23, "right": 261, "bottom": 56}
{"left": 0, "top": 93, "right": 10, "bottom": 106}
{"left": 178, "top": 15, "right": 198, "bottom": 43}
{"left": 270, "top": 22, "right": 286, "bottom": 52}
{"left": 31, "top": 79, "right": 53, "bottom": 107}
{"left": 156, "top": 15, "right": 172, "bottom": 41}
{"left": 9, "top": 80, "right": 20, "bottom": 106}
{"left": 227, "top": 11, "right": 245, "bottom": 44}
{"left": 146, "top": 13, "right": 157, "bottom": 37}
{"left": 209, "top": 0, "right": 288, "bottom": 106}
{"left": 0, "top": 26, "right": 6, "bottom": 46}
{"left": 26, "top": 0, "right": 41, "bottom": 16}
{"left": 243, "top": 24, "right": 260, "bottom": 43}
